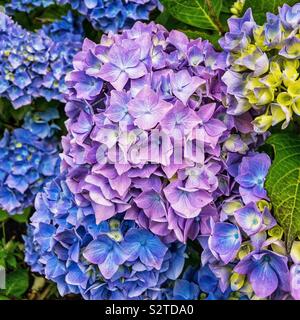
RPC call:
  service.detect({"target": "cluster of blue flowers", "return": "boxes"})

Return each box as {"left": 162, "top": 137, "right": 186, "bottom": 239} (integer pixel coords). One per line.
{"left": 0, "top": 11, "right": 84, "bottom": 108}
{"left": 5, "top": 0, "right": 56, "bottom": 13}
{"left": 24, "top": 174, "right": 186, "bottom": 299}
{"left": 0, "top": 109, "right": 60, "bottom": 215}
{"left": 6, "top": 0, "right": 162, "bottom": 33}
{"left": 170, "top": 265, "right": 248, "bottom": 300}
{"left": 41, "top": 11, "right": 84, "bottom": 43}
{"left": 58, "top": 0, "right": 162, "bottom": 33}
{"left": 40, "top": 11, "right": 84, "bottom": 102}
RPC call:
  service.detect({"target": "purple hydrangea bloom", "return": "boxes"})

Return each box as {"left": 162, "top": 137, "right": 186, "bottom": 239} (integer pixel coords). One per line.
{"left": 61, "top": 21, "right": 251, "bottom": 244}
{"left": 0, "top": 109, "right": 60, "bottom": 215}
{"left": 24, "top": 173, "right": 186, "bottom": 300}
{"left": 0, "top": 12, "right": 84, "bottom": 108}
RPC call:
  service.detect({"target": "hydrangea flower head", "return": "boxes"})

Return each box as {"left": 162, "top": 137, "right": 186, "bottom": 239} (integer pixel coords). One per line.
{"left": 6, "top": 0, "right": 162, "bottom": 33}
{"left": 0, "top": 12, "right": 84, "bottom": 108}
{"left": 24, "top": 174, "right": 186, "bottom": 300}
{"left": 61, "top": 21, "right": 246, "bottom": 244}
{"left": 6, "top": 0, "right": 56, "bottom": 13}
{"left": 220, "top": 5, "right": 300, "bottom": 132}
{"left": 0, "top": 108, "right": 60, "bottom": 215}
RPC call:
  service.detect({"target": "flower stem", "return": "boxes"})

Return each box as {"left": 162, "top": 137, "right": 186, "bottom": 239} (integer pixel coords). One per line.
{"left": 205, "top": 0, "right": 225, "bottom": 35}
{"left": 1, "top": 222, "right": 5, "bottom": 245}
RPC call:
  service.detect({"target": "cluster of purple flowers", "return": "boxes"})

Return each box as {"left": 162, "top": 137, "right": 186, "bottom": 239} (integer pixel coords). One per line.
{"left": 61, "top": 21, "right": 243, "bottom": 244}
{"left": 0, "top": 11, "right": 84, "bottom": 108}
{"left": 6, "top": 0, "right": 162, "bottom": 33}
{"left": 24, "top": 174, "right": 186, "bottom": 299}
{"left": 0, "top": 109, "right": 60, "bottom": 215}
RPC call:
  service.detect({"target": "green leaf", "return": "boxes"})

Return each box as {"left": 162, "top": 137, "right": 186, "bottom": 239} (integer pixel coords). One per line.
{"left": 265, "top": 133, "right": 300, "bottom": 251}
{"left": 160, "top": 0, "right": 224, "bottom": 33}
{"left": 155, "top": 10, "right": 221, "bottom": 46}
{"left": 10, "top": 105, "right": 31, "bottom": 122}
{"left": 243, "top": 0, "right": 300, "bottom": 24}
{"left": 11, "top": 208, "right": 31, "bottom": 223}
{"left": 0, "top": 295, "right": 9, "bottom": 300}
{"left": 33, "top": 5, "right": 70, "bottom": 24}
{"left": 6, "top": 255, "right": 17, "bottom": 270}
{"left": 0, "top": 210, "right": 8, "bottom": 223}
{"left": 5, "top": 269, "right": 29, "bottom": 298}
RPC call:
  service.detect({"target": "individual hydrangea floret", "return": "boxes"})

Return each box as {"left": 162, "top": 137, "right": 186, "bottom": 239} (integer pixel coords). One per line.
{"left": 61, "top": 21, "right": 260, "bottom": 244}
{"left": 24, "top": 173, "right": 186, "bottom": 300}
{"left": 0, "top": 108, "right": 60, "bottom": 215}
{"left": 220, "top": 5, "right": 300, "bottom": 132}
{"left": 234, "top": 250, "right": 289, "bottom": 298}
{"left": 0, "top": 12, "right": 84, "bottom": 108}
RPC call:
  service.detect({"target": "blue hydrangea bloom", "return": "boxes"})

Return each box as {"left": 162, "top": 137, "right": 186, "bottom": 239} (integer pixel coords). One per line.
{"left": 169, "top": 264, "right": 243, "bottom": 300}
{"left": 39, "top": 11, "right": 84, "bottom": 102}
{"left": 6, "top": 0, "right": 162, "bottom": 33}
{"left": 58, "top": 0, "right": 162, "bottom": 33}
{"left": 24, "top": 173, "right": 186, "bottom": 300}
{"left": 6, "top": 0, "right": 56, "bottom": 13}
{"left": 42, "top": 11, "right": 84, "bottom": 44}
{"left": 23, "top": 225, "right": 45, "bottom": 273}
{"left": 0, "top": 109, "right": 60, "bottom": 215}
{"left": 0, "top": 12, "right": 84, "bottom": 108}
